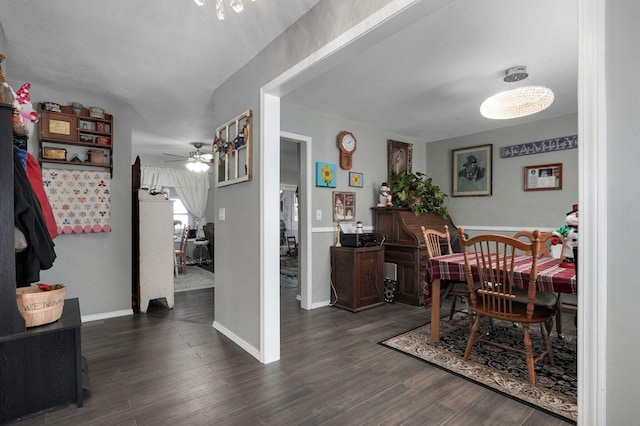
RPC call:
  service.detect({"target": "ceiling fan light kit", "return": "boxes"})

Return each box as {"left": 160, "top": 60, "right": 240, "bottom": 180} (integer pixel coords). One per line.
{"left": 480, "top": 66, "right": 554, "bottom": 120}
{"left": 186, "top": 161, "right": 210, "bottom": 172}
{"left": 162, "top": 142, "right": 213, "bottom": 172}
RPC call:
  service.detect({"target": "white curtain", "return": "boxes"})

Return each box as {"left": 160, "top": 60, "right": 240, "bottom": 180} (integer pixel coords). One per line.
{"left": 140, "top": 166, "right": 210, "bottom": 237}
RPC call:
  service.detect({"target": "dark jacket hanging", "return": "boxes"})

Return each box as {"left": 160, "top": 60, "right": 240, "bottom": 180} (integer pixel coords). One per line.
{"left": 14, "top": 147, "right": 56, "bottom": 286}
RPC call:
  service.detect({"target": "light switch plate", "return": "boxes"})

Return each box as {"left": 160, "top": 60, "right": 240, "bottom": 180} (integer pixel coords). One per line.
{"left": 316, "top": 209, "right": 322, "bottom": 220}
{"left": 218, "top": 208, "right": 225, "bottom": 221}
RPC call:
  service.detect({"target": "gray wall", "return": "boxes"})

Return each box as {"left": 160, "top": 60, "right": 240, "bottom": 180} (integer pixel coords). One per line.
{"left": 278, "top": 108, "right": 578, "bottom": 306}
{"left": 4, "top": 80, "right": 134, "bottom": 317}
{"left": 424, "top": 114, "right": 578, "bottom": 230}
{"left": 281, "top": 103, "right": 426, "bottom": 304}
{"left": 606, "top": 0, "right": 640, "bottom": 422}
{"left": 210, "top": 0, "right": 396, "bottom": 351}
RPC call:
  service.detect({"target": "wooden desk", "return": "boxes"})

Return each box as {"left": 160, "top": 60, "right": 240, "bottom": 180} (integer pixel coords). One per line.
{"left": 0, "top": 298, "right": 87, "bottom": 422}
{"left": 425, "top": 254, "right": 577, "bottom": 342}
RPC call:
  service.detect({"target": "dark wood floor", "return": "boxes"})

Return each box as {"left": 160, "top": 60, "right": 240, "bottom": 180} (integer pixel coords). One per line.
{"left": 13, "top": 287, "right": 574, "bottom": 425}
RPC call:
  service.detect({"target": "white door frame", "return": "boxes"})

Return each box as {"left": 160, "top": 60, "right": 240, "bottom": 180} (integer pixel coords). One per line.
{"left": 260, "top": 2, "right": 605, "bottom": 423}
{"left": 281, "top": 132, "right": 313, "bottom": 310}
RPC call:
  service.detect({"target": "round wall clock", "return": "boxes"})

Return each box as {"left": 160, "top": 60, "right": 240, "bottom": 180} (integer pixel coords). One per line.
{"left": 338, "top": 131, "right": 356, "bottom": 170}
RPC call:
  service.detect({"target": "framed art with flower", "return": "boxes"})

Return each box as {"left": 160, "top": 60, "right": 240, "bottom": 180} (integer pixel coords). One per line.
{"left": 316, "top": 162, "right": 337, "bottom": 188}
{"left": 349, "top": 172, "right": 363, "bottom": 188}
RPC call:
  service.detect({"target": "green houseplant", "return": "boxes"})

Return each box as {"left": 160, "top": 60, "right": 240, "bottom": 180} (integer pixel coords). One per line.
{"left": 389, "top": 171, "right": 449, "bottom": 218}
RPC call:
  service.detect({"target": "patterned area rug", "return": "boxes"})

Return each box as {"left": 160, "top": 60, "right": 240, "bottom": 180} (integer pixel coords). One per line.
{"left": 280, "top": 255, "right": 298, "bottom": 277}
{"left": 380, "top": 315, "right": 577, "bottom": 423}
{"left": 174, "top": 266, "right": 214, "bottom": 292}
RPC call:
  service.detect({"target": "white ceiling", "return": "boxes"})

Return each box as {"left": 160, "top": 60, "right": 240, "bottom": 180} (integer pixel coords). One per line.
{"left": 284, "top": 0, "right": 578, "bottom": 143}
{"left": 0, "top": 0, "right": 577, "bottom": 162}
{"left": 0, "top": 0, "right": 322, "bottom": 158}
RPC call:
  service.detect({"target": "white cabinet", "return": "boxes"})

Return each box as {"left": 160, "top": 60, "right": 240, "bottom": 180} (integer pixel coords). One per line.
{"left": 138, "top": 190, "right": 174, "bottom": 312}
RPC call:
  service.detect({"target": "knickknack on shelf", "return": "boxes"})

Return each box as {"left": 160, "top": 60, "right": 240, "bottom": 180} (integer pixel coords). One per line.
{"left": 213, "top": 109, "right": 252, "bottom": 187}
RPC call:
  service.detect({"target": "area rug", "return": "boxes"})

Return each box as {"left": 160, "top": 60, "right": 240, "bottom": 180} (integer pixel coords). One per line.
{"left": 174, "top": 266, "right": 214, "bottom": 292}
{"left": 380, "top": 315, "right": 577, "bottom": 423}
{"left": 280, "top": 255, "right": 298, "bottom": 278}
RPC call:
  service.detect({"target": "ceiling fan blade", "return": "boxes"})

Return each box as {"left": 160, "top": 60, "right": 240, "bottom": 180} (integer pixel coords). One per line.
{"left": 164, "top": 159, "right": 186, "bottom": 162}
{"left": 200, "top": 153, "right": 214, "bottom": 160}
{"left": 162, "top": 153, "right": 189, "bottom": 159}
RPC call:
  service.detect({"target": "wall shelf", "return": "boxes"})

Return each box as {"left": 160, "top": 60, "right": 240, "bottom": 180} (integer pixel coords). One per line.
{"left": 38, "top": 104, "right": 113, "bottom": 176}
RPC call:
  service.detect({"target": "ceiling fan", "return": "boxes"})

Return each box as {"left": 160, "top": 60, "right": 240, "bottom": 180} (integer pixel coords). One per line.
{"left": 163, "top": 142, "right": 214, "bottom": 172}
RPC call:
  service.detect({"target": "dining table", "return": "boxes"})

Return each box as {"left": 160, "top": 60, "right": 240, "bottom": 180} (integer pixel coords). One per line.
{"left": 424, "top": 253, "right": 577, "bottom": 342}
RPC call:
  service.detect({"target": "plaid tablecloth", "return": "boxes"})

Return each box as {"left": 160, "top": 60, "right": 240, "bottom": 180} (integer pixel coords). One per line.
{"left": 423, "top": 253, "right": 577, "bottom": 309}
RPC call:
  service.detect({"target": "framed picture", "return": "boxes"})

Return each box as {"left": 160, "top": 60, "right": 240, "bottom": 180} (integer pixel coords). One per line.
{"left": 452, "top": 144, "right": 493, "bottom": 197}
{"left": 215, "top": 109, "right": 253, "bottom": 188}
{"left": 524, "top": 163, "right": 563, "bottom": 191}
{"left": 333, "top": 191, "right": 356, "bottom": 222}
{"left": 388, "top": 140, "right": 413, "bottom": 182}
{"left": 349, "top": 171, "right": 363, "bottom": 188}
{"left": 316, "top": 161, "right": 337, "bottom": 188}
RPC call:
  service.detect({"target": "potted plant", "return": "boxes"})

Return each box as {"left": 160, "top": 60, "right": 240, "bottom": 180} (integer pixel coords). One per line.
{"left": 389, "top": 171, "right": 449, "bottom": 218}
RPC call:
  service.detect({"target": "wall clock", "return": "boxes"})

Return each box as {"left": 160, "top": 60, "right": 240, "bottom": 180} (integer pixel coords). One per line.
{"left": 338, "top": 131, "right": 356, "bottom": 170}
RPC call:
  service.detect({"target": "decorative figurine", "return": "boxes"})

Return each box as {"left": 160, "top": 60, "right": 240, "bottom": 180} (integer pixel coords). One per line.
{"left": 378, "top": 182, "right": 392, "bottom": 207}
{"left": 552, "top": 204, "right": 578, "bottom": 268}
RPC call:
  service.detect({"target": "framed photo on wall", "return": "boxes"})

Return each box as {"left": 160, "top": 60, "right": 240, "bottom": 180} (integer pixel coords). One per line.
{"left": 452, "top": 144, "right": 492, "bottom": 197}
{"left": 332, "top": 191, "right": 355, "bottom": 222}
{"left": 349, "top": 172, "right": 363, "bottom": 187}
{"left": 388, "top": 140, "right": 413, "bottom": 182}
{"left": 524, "top": 163, "right": 563, "bottom": 191}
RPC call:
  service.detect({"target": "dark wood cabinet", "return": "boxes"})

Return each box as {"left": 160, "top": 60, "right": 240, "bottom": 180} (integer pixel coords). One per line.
{"left": 0, "top": 298, "right": 86, "bottom": 423}
{"left": 372, "top": 207, "right": 458, "bottom": 306}
{"left": 1, "top": 104, "right": 88, "bottom": 422}
{"left": 330, "top": 245, "right": 385, "bottom": 312}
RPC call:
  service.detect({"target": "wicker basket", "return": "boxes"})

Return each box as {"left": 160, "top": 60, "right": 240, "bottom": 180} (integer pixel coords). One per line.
{"left": 16, "top": 284, "right": 66, "bottom": 327}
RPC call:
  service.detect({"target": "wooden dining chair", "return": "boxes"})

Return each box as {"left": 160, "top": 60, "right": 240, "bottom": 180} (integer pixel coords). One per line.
{"left": 174, "top": 225, "right": 189, "bottom": 274}
{"left": 458, "top": 228, "right": 558, "bottom": 386}
{"left": 421, "top": 225, "right": 471, "bottom": 326}
{"left": 513, "top": 230, "right": 554, "bottom": 258}
{"left": 515, "top": 231, "right": 578, "bottom": 337}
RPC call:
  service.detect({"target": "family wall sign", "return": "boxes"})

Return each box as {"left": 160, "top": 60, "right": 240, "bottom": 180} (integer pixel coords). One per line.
{"left": 500, "top": 135, "right": 578, "bottom": 158}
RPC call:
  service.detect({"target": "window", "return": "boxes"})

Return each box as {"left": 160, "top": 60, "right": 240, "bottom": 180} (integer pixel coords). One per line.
{"left": 171, "top": 197, "right": 192, "bottom": 238}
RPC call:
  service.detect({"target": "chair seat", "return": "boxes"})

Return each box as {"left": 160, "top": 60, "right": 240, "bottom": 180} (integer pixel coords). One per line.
{"left": 511, "top": 287, "right": 558, "bottom": 308}
{"left": 471, "top": 298, "right": 556, "bottom": 324}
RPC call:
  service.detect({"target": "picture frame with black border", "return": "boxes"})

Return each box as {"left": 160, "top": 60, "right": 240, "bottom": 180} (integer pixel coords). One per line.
{"left": 452, "top": 144, "right": 492, "bottom": 197}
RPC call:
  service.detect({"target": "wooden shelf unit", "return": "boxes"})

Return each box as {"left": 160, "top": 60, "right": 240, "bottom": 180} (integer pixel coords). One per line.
{"left": 38, "top": 104, "right": 113, "bottom": 174}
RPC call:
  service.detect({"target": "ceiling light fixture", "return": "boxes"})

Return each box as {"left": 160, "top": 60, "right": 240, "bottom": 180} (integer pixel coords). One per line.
{"left": 186, "top": 160, "right": 210, "bottom": 172}
{"left": 230, "top": 0, "right": 244, "bottom": 13}
{"left": 480, "top": 66, "right": 554, "bottom": 120}
{"left": 204, "top": 0, "right": 257, "bottom": 20}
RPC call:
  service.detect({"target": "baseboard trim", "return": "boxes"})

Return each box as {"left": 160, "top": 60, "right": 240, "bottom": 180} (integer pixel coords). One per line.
{"left": 82, "top": 309, "right": 133, "bottom": 323}
{"left": 213, "top": 320, "right": 261, "bottom": 361}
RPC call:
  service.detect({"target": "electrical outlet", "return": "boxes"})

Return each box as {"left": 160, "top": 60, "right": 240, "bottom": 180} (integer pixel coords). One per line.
{"left": 316, "top": 209, "right": 322, "bottom": 220}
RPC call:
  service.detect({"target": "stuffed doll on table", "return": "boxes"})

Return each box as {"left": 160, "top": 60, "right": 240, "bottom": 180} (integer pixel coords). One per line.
{"left": 552, "top": 204, "right": 578, "bottom": 268}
